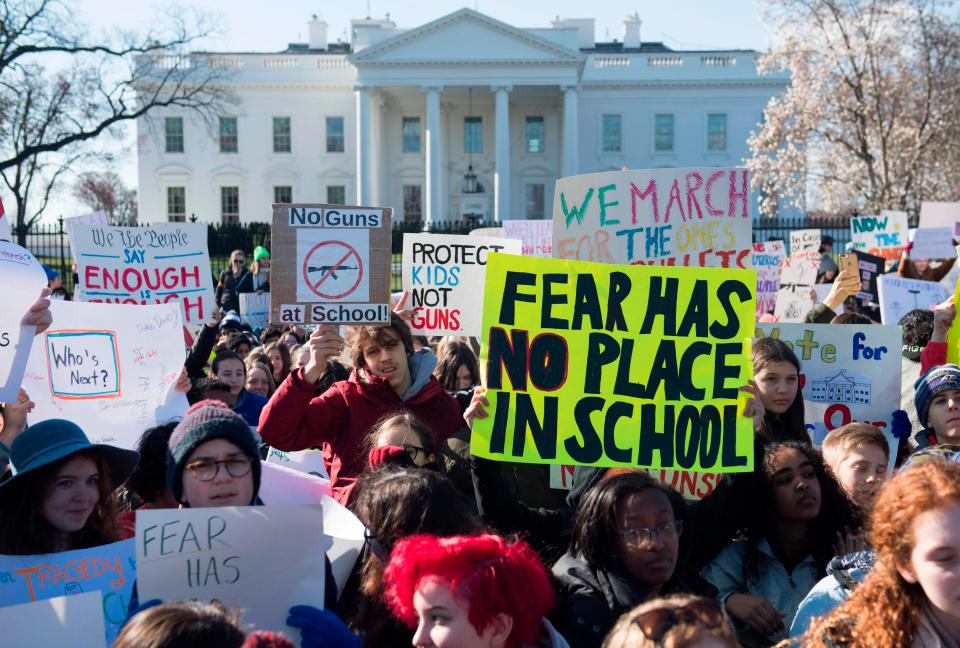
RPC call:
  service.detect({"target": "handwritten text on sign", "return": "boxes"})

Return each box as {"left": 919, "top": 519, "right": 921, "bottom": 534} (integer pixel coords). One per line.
{"left": 753, "top": 241, "right": 786, "bottom": 317}
{"left": 503, "top": 220, "right": 552, "bottom": 257}
{"left": 472, "top": 253, "right": 756, "bottom": 472}
{"left": 851, "top": 211, "right": 907, "bottom": 260}
{"left": 45, "top": 331, "right": 121, "bottom": 399}
{"left": 552, "top": 168, "right": 752, "bottom": 268}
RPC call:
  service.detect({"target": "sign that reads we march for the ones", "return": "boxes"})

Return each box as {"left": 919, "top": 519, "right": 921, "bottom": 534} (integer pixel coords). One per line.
{"left": 552, "top": 168, "right": 753, "bottom": 268}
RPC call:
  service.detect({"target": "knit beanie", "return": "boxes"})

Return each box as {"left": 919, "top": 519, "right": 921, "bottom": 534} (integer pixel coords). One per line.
{"left": 253, "top": 245, "right": 270, "bottom": 262}
{"left": 915, "top": 364, "right": 960, "bottom": 428}
{"left": 167, "top": 399, "right": 261, "bottom": 504}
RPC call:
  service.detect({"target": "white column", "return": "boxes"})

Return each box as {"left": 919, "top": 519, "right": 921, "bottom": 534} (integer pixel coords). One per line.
{"left": 562, "top": 85, "right": 579, "bottom": 178}
{"left": 354, "top": 85, "right": 371, "bottom": 204}
{"left": 493, "top": 85, "right": 512, "bottom": 221}
{"left": 424, "top": 85, "right": 443, "bottom": 226}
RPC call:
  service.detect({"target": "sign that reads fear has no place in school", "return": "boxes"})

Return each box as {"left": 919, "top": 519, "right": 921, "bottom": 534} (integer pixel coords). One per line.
{"left": 270, "top": 204, "right": 392, "bottom": 325}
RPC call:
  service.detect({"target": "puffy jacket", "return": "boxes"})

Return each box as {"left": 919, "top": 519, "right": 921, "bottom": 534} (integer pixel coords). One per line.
{"left": 258, "top": 348, "right": 462, "bottom": 503}
{"left": 790, "top": 550, "right": 875, "bottom": 639}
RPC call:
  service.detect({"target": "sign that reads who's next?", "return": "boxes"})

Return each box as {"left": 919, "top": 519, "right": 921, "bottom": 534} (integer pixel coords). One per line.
{"left": 271, "top": 204, "right": 392, "bottom": 325}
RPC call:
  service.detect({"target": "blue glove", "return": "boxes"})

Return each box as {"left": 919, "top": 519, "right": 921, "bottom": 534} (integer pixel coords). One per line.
{"left": 121, "top": 598, "right": 162, "bottom": 629}
{"left": 891, "top": 409, "right": 912, "bottom": 442}
{"left": 287, "top": 605, "right": 362, "bottom": 648}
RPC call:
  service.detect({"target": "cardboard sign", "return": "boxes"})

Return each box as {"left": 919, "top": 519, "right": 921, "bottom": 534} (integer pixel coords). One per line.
{"left": 878, "top": 275, "right": 949, "bottom": 325}
{"left": 239, "top": 292, "right": 269, "bottom": 329}
{"left": 0, "top": 591, "right": 106, "bottom": 648}
{"left": 402, "top": 233, "right": 522, "bottom": 336}
{"left": 0, "top": 241, "right": 48, "bottom": 402}
{"left": 270, "top": 204, "right": 392, "bottom": 325}
{"left": 552, "top": 168, "right": 753, "bottom": 268}
{"left": 753, "top": 241, "right": 786, "bottom": 316}
{"left": 0, "top": 539, "right": 135, "bottom": 645}
{"left": 774, "top": 257, "right": 819, "bottom": 322}
{"left": 854, "top": 250, "right": 885, "bottom": 303}
{"left": 503, "top": 220, "right": 552, "bottom": 257}
{"left": 472, "top": 253, "right": 756, "bottom": 472}
{"left": 909, "top": 227, "right": 955, "bottom": 260}
{"left": 70, "top": 223, "right": 215, "bottom": 326}
{"left": 789, "top": 229, "right": 821, "bottom": 259}
{"left": 919, "top": 201, "right": 960, "bottom": 233}
{"left": 851, "top": 211, "right": 907, "bottom": 259}
{"left": 21, "top": 301, "right": 189, "bottom": 449}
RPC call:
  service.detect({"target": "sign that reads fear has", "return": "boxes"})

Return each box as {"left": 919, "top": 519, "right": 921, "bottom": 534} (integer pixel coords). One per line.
{"left": 270, "top": 204, "right": 392, "bottom": 325}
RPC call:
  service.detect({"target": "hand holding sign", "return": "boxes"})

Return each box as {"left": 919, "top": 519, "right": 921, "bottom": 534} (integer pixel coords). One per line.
{"left": 0, "top": 241, "right": 50, "bottom": 402}
{"left": 22, "top": 287, "right": 53, "bottom": 334}
{"left": 931, "top": 297, "right": 956, "bottom": 344}
{"left": 303, "top": 325, "right": 344, "bottom": 384}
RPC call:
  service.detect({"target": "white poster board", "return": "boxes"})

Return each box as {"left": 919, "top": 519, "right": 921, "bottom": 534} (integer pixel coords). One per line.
{"left": 266, "top": 447, "right": 329, "bottom": 478}
{"left": 552, "top": 168, "right": 753, "bottom": 267}
{"left": 789, "top": 229, "right": 821, "bottom": 259}
{"left": 239, "top": 292, "right": 269, "bottom": 329}
{"left": 0, "top": 241, "right": 48, "bottom": 402}
{"left": 851, "top": 211, "right": 907, "bottom": 260}
{"left": 402, "top": 233, "right": 522, "bottom": 336}
{"left": 773, "top": 257, "right": 819, "bottom": 322}
{"left": 919, "top": 201, "right": 960, "bottom": 234}
{"left": 877, "top": 274, "right": 950, "bottom": 325}
{"left": 0, "top": 591, "right": 106, "bottom": 648}
{"left": 503, "top": 220, "right": 552, "bottom": 257}
{"left": 70, "top": 223, "right": 215, "bottom": 325}
{"left": 22, "top": 301, "right": 189, "bottom": 449}
{"left": 136, "top": 506, "right": 329, "bottom": 634}
{"left": 909, "top": 227, "right": 956, "bottom": 260}
{"left": 753, "top": 241, "right": 786, "bottom": 316}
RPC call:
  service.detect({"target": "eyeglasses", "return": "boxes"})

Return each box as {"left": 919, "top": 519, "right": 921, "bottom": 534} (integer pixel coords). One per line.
{"left": 618, "top": 520, "right": 683, "bottom": 546}
{"left": 184, "top": 457, "right": 252, "bottom": 481}
{"left": 633, "top": 599, "right": 726, "bottom": 641}
{"left": 402, "top": 444, "right": 426, "bottom": 462}
{"left": 232, "top": 259, "right": 245, "bottom": 265}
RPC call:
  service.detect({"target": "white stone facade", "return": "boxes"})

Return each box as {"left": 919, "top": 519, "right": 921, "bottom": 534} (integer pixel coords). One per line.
{"left": 136, "top": 9, "right": 789, "bottom": 225}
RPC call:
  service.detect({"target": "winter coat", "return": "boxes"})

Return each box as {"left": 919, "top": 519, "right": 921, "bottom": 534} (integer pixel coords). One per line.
{"left": 184, "top": 322, "right": 218, "bottom": 380}
{"left": 790, "top": 550, "right": 875, "bottom": 639}
{"left": 257, "top": 348, "right": 462, "bottom": 503}
{"left": 528, "top": 620, "right": 571, "bottom": 648}
{"left": 234, "top": 388, "right": 267, "bottom": 428}
{"left": 215, "top": 268, "right": 252, "bottom": 313}
{"left": 898, "top": 257, "right": 956, "bottom": 283}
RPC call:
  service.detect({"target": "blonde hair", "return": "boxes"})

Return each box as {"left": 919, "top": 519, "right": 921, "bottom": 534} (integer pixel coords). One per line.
{"left": 603, "top": 594, "right": 737, "bottom": 648}
{"left": 822, "top": 422, "right": 889, "bottom": 469}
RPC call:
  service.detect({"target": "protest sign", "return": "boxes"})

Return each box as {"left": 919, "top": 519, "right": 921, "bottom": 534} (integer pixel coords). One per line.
{"left": 402, "top": 233, "right": 522, "bottom": 336}
{"left": 851, "top": 211, "right": 907, "bottom": 260}
{"left": 70, "top": 223, "right": 215, "bottom": 325}
{"left": 64, "top": 211, "right": 108, "bottom": 258}
{"left": 21, "top": 301, "right": 189, "bottom": 449}
{"left": 0, "top": 591, "right": 106, "bottom": 648}
{"left": 945, "top": 250, "right": 960, "bottom": 365}
{"left": 266, "top": 447, "right": 329, "bottom": 478}
{"left": 470, "top": 226, "right": 505, "bottom": 237}
{"left": 790, "top": 229, "right": 821, "bottom": 259}
{"left": 552, "top": 168, "right": 752, "bottom": 268}
{"left": 239, "top": 291, "right": 270, "bottom": 329}
{"left": 0, "top": 539, "right": 135, "bottom": 644}
{"left": 471, "top": 253, "right": 756, "bottom": 472}
{"left": 503, "top": 220, "right": 552, "bottom": 257}
{"left": 773, "top": 257, "right": 819, "bottom": 322}
{"left": 0, "top": 241, "right": 48, "bottom": 402}
{"left": 909, "top": 227, "right": 955, "bottom": 260}
{"left": 260, "top": 461, "right": 332, "bottom": 505}
{"left": 549, "top": 464, "right": 722, "bottom": 500}
{"left": 270, "top": 204, "right": 391, "bottom": 325}
{"left": 878, "top": 275, "right": 949, "bottom": 325}
{"left": 919, "top": 201, "right": 960, "bottom": 234}
{"left": 753, "top": 241, "right": 786, "bottom": 316}
{"left": 136, "top": 506, "right": 329, "bottom": 634}
{"left": 854, "top": 250, "right": 885, "bottom": 303}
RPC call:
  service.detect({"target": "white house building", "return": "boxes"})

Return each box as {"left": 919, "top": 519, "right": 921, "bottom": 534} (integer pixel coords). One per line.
{"left": 136, "top": 9, "right": 789, "bottom": 225}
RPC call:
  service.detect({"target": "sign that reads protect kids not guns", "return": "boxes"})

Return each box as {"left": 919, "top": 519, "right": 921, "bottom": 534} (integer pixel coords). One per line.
{"left": 472, "top": 253, "right": 756, "bottom": 472}
{"left": 552, "top": 168, "right": 753, "bottom": 268}
{"left": 271, "top": 204, "right": 392, "bottom": 325}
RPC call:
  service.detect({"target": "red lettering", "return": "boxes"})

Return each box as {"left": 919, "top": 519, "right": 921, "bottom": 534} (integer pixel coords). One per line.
{"left": 825, "top": 403, "right": 852, "bottom": 430}
{"left": 183, "top": 296, "right": 204, "bottom": 322}
{"left": 181, "top": 265, "right": 201, "bottom": 287}
{"left": 84, "top": 265, "right": 102, "bottom": 290}
{"left": 121, "top": 268, "right": 142, "bottom": 293}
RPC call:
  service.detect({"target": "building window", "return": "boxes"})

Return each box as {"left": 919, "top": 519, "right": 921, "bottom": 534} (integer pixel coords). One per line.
{"left": 220, "top": 186, "right": 239, "bottom": 224}
{"left": 326, "top": 185, "right": 346, "bottom": 205}
{"left": 403, "top": 185, "right": 422, "bottom": 225}
{"left": 219, "top": 117, "right": 238, "bottom": 153}
{"left": 525, "top": 183, "right": 545, "bottom": 219}
{"left": 326, "top": 116, "right": 345, "bottom": 153}
{"left": 166, "top": 186, "right": 185, "bottom": 222}
{"left": 464, "top": 117, "right": 483, "bottom": 154}
{"left": 525, "top": 116, "right": 545, "bottom": 153}
{"left": 707, "top": 113, "right": 727, "bottom": 151}
{"left": 272, "top": 117, "right": 291, "bottom": 153}
{"left": 601, "top": 114, "right": 621, "bottom": 153}
{"left": 164, "top": 117, "right": 184, "bottom": 153}
{"left": 273, "top": 185, "right": 292, "bottom": 204}
{"left": 654, "top": 114, "right": 674, "bottom": 152}
{"left": 402, "top": 117, "right": 421, "bottom": 153}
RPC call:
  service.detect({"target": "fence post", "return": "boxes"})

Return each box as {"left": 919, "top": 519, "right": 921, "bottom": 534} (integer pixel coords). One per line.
{"left": 57, "top": 215, "right": 67, "bottom": 288}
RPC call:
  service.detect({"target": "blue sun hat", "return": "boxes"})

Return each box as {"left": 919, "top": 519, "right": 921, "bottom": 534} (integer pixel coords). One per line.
{"left": 1, "top": 419, "right": 139, "bottom": 492}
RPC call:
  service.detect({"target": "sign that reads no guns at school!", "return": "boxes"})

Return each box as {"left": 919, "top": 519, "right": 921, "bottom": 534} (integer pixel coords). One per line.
{"left": 472, "top": 254, "right": 756, "bottom": 472}
{"left": 271, "top": 204, "right": 392, "bottom": 325}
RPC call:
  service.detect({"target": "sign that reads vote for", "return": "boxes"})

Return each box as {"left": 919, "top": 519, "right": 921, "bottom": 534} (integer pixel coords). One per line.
{"left": 70, "top": 224, "right": 215, "bottom": 325}
{"left": 503, "top": 220, "right": 552, "bottom": 257}
{"left": 472, "top": 253, "right": 756, "bottom": 472}
{"left": 753, "top": 241, "right": 786, "bottom": 317}
{"left": 0, "top": 240, "right": 48, "bottom": 402}
{"left": 552, "top": 168, "right": 753, "bottom": 268}
{"left": 878, "top": 274, "right": 950, "bottom": 325}
{"left": 402, "top": 233, "right": 522, "bottom": 336}
{"left": 271, "top": 204, "right": 392, "bottom": 325}
{"left": 851, "top": 211, "right": 908, "bottom": 259}
{"left": 136, "top": 506, "right": 329, "bottom": 635}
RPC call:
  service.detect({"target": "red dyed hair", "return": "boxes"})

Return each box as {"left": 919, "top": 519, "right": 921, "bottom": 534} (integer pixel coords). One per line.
{"left": 383, "top": 534, "right": 554, "bottom": 648}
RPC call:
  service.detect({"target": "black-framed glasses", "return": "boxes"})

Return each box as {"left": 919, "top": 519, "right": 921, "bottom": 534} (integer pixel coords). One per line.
{"left": 618, "top": 520, "right": 683, "bottom": 546}
{"left": 232, "top": 259, "right": 245, "bottom": 265}
{"left": 184, "top": 457, "right": 252, "bottom": 481}
{"left": 634, "top": 599, "right": 725, "bottom": 641}
{"left": 402, "top": 444, "right": 426, "bottom": 462}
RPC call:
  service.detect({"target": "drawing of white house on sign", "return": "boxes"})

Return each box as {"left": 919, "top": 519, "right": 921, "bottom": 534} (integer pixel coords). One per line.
{"left": 810, "top": 370, "right": 872, "bottom": 404}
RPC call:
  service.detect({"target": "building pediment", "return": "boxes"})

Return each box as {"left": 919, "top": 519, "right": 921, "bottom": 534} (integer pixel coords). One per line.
{"left": 350, "top": 9, "right": 581, "bottom": 66}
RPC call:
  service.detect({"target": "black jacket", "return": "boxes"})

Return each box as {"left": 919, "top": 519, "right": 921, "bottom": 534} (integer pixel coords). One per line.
{"left": 215, "top": 268, "right": 252, "bottom": 313}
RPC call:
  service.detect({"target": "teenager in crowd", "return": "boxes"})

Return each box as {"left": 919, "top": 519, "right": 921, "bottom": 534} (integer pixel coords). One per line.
{"left": 821, "top": 423, "right": 889, "bottom": 512}
{"left": 0, "top": 419, "right": 138, "bottom": 554}
{"left": 265, "top": 340, "right": 292, "bottom": 385}
{"left": 434, "top": 339, "right": 480, "bottom": 392}
{"left": 114, "top": 601, "right": 294, "bottom": 648}
{"left": 212, "top": 350, "right": 267, "bottom": 427}
{"left": 280, "top": 330, "right": 301, "bottom": 349}
{"left": 913, "top": 363, "right": 960, "bottom": 449}
{"left": 382, "top": 534, "right": 568, "bottom": 648}
{"left": 244, "top": 359, "right": 276, "bottom": 399}
{"left": 258, "top": 315, "right": 463, "bottom": 503}
{"left": 702, "top": 442, "right": 856, "bottom": 647}
{"left": 752, "top": 337, "right": 810, "bottom": 445}
{"left": 897, "top": 238, "right": 957, "bottom": 282}
{"left": 804, "top": 461, "right": 960, "bottom": 647}
{"left": 216, "top": 249, "right": 252, "bottom": 313}
{"left": 247, "top": 245, "right": 270, "bottom": 293}
{"left": 601, "top": 594, "right": 737, "bottom": 648}
{"left": 187, "top": 377, "right": 234, "bottom": 406}
{"left": 365, "top": 412, "right": 437, "bottom": 471}
{"left": 226, "top": 331, "right": 254, "bottom": 360}
{"left": 117, "top": 422, "right": 178, "bottom": 539}
{"left": 900, "top": 308, "right": 935, "bottom": 430}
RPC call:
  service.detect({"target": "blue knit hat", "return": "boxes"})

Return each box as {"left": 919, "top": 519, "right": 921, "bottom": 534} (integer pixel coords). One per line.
{"left": 915, "top": 364, "right": 960, "bottom": 428}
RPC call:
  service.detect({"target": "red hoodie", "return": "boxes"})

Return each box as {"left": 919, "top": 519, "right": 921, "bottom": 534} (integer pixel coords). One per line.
{"left": 258, "top": 363, "right": 463, "bottom": 504}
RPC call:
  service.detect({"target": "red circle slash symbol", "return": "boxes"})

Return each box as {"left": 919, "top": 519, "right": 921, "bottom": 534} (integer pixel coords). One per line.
{"left": 301, "top": 240, "right": 364, "bottom": 299}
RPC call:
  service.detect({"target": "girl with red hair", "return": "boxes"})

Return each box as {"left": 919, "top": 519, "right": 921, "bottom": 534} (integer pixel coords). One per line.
{"left": 383, "top": 534, "right": 568, "bottom": 648}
